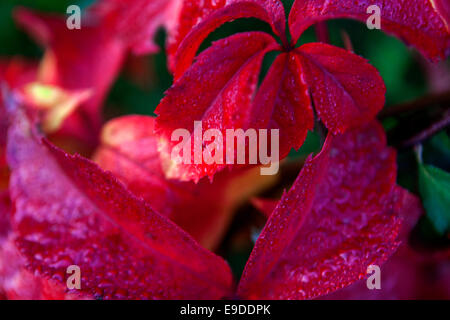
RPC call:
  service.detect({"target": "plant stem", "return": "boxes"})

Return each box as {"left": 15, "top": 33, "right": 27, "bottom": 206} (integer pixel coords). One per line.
{"left": 380, "top": 90, "right": 450, "bottom": 119}
{"left": 315, "top": 22, "right": 330, "bottom": 44}
{"left": 402, "top": 110, "right": 450, "bottom": 148}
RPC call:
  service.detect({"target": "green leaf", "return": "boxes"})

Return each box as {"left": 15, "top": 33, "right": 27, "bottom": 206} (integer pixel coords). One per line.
{"left": 418, "top": 162, "right": 450, "bottom": 235}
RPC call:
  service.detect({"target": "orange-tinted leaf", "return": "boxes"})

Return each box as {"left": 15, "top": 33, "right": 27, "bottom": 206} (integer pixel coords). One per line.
{"left": 15, "top": 8, "right": 126, "bottom": 142}
{"left": 251, "top": 198, "right": 278, "bottom": 218}
{"left": 94, "top": 115, "right": 277, "bottom": 249}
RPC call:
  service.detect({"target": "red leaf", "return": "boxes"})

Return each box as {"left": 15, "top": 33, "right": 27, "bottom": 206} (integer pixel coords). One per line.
{"left": 91, "top": 0, "right": 181, "bottom": 55}
{"left": 323, "top": 245, "right": 450, "bottom": 300}
{"left": 14, "top": 8, "right": 126, "bottom": 142}
{"left": 296, "top": 43, "right": 386, "bottom": 134}
{"left": 434, "top": 0, "right": 450, "bottom": 33}
{"left": 320, "top": 191, "right": 448, "bottom": 300}
{"left": 93, "top": 115, "right": 277, "bottom": 249}
{"left": 6, "top": 107, "right": 233, "bottom": 299}
{"left": 0, "top": 58, "right": 38, "bottom": 190}
{"left": 0, "top": 113, "right": 9, "bottom": 191}
{"left": 0, "top": 191, "right": 77, "bottom": 300}
{"left": 324, "top": 192, "right": 450, "bottom": 300}
{"left": 171, "top": 0, "right": 286, "bottom": 79}
{"left": 156, "top": 32, "right": 279, "bottom": 182}
{"left": 289, "top": 0, "right": 450, "bottom": 61}
{"left": 251, "top": 198, "right": 278, "bottom": 219}
{"left": 167, "top": 0, "right": 228, "bottom": 72}
{"left": 238, "top": 121, "right": 403, "bottom": 299}
{"left": 0, "top": 234, "right": 77, "bottom": 300}
{"left": 250, "top": 52, "right": 314, "bottom": 157}
{"left": 0, "top": 192, "right": 10, "bottom": 239}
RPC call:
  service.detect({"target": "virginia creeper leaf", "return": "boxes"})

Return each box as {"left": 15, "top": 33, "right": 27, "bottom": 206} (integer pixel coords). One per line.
{"left": 6, "top": 106, "right": 233, "bottom": 300}
{"left": 0, "top": 192, "right": 10, "bottom": 239}
{"left": 156, "top": 32, "right": 279, "bottom": 182}
{"left": 250, "top": 52, "right": 314, "bottom": 157}
{"left": 289, "top": 0, "right": 450, "bottom": 60}
{"left": 0, "top": 58, "right": 38, "bottom": 190}
{"left": 238, "top": 121, "right": 403, "bottom": 299}
{"left": 321, "top": 191, "right": 444, "bottom": 300}
{"left": 172, "top": 0, "right": 286, "bottom": 79}
{"left": 91, "top": 0, "right": 181, "bottom": 55}
{"left": 167, "top": 0, "right": 228, "bottom": 72}
{"left": 251, "top": 198, "right": 278, "bottom": 219}
{"left": 324, "top": 246, "right": 450, "bottom": 299}
{"left": 296, "top": 43, "right": 386, "bottom": 134}
{"left": 94, "top": 115, "right": 277, "bottom": 249}
{"left": 0, "top": 191, "right": 79, "bottom": 300}
{"left": 433, "top": 0, "right": 450, "bottom": 32}
{"left": 15, "top": 8, "right": 126, "bottom": 142}
{"left": 0, "top": 234, "right": 77, "bottom": 300}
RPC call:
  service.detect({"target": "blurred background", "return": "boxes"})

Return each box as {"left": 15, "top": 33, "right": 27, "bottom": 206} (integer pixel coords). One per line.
{"left": 1, "top": 0, "right": 449, "bottom": 285}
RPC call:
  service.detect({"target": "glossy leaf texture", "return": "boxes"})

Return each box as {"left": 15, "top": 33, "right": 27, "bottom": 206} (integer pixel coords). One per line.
{"left": 249, "top": 52, "right": 314, "bottom": 158}
{"left": 167, "top": 0, "right": 227, "bottom": 71}
{"left": 325, "top": 245, "right": 450, "bottom": 299}
{"left": 324, "top": 192, "right": 449, "bottom": 300}
{"left": 14, "top": 8, "right": 126, "bottom": 142}
{"left": 93, "top": 115, "right": 276, "bottom": 249}
{"left": 295, "top": 43, "right": 386, "bottom": 134}
{"left": 289, "top": 0, "right": 450, "bottom": 60}
{"left": 0, "top": 234, "right": 77, "bottom": 300}
{"left": 156, "top": 32, "right": 280, "bottom": 182}
{"left": 251, "top": 187, "right": 444, "bottom": 299}
{"left": 433, "top": 0, "right": 450, "bottom": 31}
{"left": 171, "top": 0, "right": 286, "bottom": 78}
{"left": 6, "top": 106, "right": 233, "bottom": 300}
{"left": 238, "top": 121, "right": 403, "bottom": 300}
{"left": 0, "top": 190, "right": 77, "bottom": 300}
{"left": 157, "top": 0, "right": 391, "bottom": 182}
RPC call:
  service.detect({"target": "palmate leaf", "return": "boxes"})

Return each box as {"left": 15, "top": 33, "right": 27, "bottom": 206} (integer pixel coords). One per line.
{"left": 238, "top": 122, "right": 404, "bottom": 299}
{"left": 155, "top": 0, "right": 449, "bottom": 183}
{"left": 2, "top": 104, "right": 417, "bottom": 300}
{"left": 5, "top": 106, "right": 233, "bottom": 300}
{"left": 289, "top": 0, "right": 450, "bottom": 60}
{"left": 156, "top": 32, "right": 280, "bottom": 181}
